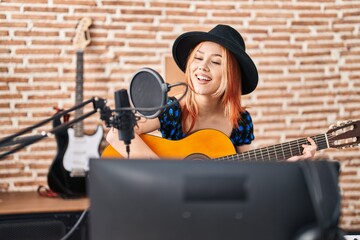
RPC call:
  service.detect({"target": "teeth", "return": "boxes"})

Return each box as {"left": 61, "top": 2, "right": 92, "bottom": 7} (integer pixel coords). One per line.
{"left": 197, "top": 75, "right": 211, "bottom": 81}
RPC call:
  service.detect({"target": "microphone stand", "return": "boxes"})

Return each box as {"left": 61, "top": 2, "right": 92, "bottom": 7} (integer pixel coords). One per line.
{"left": 1, "top": 80, "right": 189, "bottom": 160}
{"left": 0, "top": 97, "right": 108, "bottom": 160}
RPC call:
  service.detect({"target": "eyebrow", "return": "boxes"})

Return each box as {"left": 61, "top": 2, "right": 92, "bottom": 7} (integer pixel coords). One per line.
{"left": 196, "top": 50, "right": 222, "bottom": 58}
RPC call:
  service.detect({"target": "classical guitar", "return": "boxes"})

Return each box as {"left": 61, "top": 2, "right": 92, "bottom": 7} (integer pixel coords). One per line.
{"left": 101, "top": 120, "right": 360, "bottom": 161}
{"left": 48, "top": 17, "right": 104, "bottom": 197}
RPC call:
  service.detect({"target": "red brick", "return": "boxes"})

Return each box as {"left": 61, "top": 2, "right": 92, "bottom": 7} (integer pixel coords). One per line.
{"left": 0, "top": 1, "right": 359, "bottom": 232}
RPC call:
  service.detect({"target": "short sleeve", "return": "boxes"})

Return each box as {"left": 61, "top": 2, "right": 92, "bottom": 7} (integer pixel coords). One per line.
{"left": 230, "top": 111, "right": 255, "bottom": 146}
{"left": 158, "top": 97, "right": 185, "bottom": 140}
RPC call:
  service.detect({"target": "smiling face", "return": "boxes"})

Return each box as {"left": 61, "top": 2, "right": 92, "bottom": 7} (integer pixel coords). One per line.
{"left": 188, "top": 41, "right": 224, "bottom": 96}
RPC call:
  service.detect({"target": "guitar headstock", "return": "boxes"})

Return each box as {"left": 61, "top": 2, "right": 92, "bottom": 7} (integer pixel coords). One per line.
{"left": 73, "top": 17, "right": 92, "bottom": 51}
{"left": 327, "top": 120, "right": 360, "bottom": 149}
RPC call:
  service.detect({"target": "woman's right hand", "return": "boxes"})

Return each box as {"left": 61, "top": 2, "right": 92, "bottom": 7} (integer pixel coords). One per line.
{"left": 105, "top": 118, "right": 161, "bottom": 159}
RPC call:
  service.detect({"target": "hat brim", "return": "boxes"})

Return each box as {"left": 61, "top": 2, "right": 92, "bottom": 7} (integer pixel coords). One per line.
{"left": 172, "top": 32, "right": 258, "bottom": 95}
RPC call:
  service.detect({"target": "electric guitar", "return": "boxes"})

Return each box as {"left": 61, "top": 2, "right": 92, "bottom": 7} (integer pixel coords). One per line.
{"left": 101, "top": 120, "right": 360, "bottom": 161}
{"left": 48, "top": 17, "right": 103, "bottom": 197}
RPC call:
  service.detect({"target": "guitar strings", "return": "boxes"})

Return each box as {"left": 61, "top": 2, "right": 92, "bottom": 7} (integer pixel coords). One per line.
{"left": 223, "top": 130, "right": 358, "bottom": 162}
{"left": 216, "top": 133, "right": 333, "bottom": 163}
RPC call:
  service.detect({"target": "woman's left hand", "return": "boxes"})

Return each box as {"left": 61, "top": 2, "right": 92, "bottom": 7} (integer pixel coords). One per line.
{"left": 287, "top": 137, "right": 318, "bottom": 161}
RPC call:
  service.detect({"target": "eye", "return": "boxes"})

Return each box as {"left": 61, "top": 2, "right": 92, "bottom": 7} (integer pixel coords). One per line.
{"left": 194, "top": 57, "right": 202, "bottom": 61}
{"left": 211, "top": 56, "right": 222, "bottom": 65}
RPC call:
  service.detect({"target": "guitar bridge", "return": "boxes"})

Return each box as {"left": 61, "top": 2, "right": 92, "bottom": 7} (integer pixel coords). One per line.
{"left": 70, "top": 169, "right": 87, "bottom": 177}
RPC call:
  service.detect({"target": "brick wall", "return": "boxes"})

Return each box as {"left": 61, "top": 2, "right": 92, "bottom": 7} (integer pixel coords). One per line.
{"left": 0, "top": 0, "right": 359, "bottom": 231}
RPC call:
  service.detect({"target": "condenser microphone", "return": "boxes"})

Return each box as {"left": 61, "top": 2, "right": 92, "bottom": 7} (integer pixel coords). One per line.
{"left": 128, "top": 68, "right": 169, "bottom": 118}
{"left": 114, "top": 89, "right": 135, "bottom": 146}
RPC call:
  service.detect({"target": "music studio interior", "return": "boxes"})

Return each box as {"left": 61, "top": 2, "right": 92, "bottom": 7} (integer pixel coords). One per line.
{"left": 1, "top": 1, "right": 360, "bottom": 240}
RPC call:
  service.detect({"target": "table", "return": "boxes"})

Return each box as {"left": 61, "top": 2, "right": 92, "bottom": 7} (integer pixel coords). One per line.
{"left": 0, "top": 191, "right": 89, "bottom": 240}
{"left": 0, "top": 191, "right": 89, "bottom": 214}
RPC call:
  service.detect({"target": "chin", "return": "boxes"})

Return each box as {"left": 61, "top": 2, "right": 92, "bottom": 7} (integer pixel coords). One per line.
{"left": 194, "top": 90, "right": 213, "bottom": 96}
{"left": 194, "top": 87, "right": 206, "bottom": 95}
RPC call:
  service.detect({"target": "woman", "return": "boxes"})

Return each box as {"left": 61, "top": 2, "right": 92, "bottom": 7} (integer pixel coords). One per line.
{"left": 106, "top": 24, "right": 317, "bottom": 160}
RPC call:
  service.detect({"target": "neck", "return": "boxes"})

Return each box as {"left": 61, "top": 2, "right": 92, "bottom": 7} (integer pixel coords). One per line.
{"left": 194, "top": 94, "right": 222, "bottom": 117}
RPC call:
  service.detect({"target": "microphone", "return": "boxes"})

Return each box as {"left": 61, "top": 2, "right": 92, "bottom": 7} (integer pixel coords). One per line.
{"left": 114, "top": 89, "right": 135, "bottom": 146}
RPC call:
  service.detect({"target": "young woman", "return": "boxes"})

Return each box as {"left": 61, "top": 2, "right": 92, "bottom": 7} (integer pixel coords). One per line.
{"left": 106, "top": 24, "right": 317, "bottom": 160}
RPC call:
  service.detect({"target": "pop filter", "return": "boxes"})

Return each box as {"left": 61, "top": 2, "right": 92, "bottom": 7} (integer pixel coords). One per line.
{"left": 128, "top": 68, "right": 169, "bottom": 118}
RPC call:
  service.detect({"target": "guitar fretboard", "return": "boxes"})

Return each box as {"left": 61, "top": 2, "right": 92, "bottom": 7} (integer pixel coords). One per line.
{"left": 216, "top": 134, "right": 329, "bottom": 162}
{"left": 74, "top": 51, "right": 84, "bottom": 137}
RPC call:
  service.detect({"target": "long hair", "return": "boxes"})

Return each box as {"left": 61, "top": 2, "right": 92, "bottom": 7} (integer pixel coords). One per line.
{"left": 181, "top": 42, "right": 245, "bottom": 134}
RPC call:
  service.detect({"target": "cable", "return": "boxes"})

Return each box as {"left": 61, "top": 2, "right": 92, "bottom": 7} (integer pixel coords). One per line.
{"left": 59, "top": 207, "right": 89, "bottom": 240}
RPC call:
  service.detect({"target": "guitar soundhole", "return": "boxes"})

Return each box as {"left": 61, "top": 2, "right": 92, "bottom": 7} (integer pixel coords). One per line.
{"left": 185, "top": 153, "right": 211, "bottom": 161}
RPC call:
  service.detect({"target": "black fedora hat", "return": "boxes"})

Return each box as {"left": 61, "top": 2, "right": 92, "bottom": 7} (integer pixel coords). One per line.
{"left": 172, "top": 24, "right": 258, "bottom": 95}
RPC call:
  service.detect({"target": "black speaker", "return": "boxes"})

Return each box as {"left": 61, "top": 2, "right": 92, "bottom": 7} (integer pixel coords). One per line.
{"left": 0, "top": 211, "right": 88, "bottom": 240}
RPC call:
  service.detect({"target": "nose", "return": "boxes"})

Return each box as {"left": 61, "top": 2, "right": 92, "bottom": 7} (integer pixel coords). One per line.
{"left": 198, "top": 65, "right": 209, "bottom": 72}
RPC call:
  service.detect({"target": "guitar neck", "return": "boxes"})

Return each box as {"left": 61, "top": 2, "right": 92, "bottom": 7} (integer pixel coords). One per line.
{"left": 74, "top": 51, "right": 84, "bottom": 137}
{"left": 218, "top": 134, "right": 329, "bottom": 162}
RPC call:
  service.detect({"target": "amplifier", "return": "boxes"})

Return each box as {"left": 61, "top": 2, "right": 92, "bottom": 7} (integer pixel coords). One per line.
{"left": 0, "top": 210, "right": 88, "bottom": 240}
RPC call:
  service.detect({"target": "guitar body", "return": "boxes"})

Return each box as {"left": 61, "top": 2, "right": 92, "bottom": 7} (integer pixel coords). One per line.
{"left": 63, "top": 126, "right": 104, "bottom": 172}
{"left": 101, "top": 129, "right": 237, "bottom": 160}
{"left": 48, "top": 114, "right": 76, "bottom": 196}
{"left": 48, "top": 124, "right": 103, "bottom": 197}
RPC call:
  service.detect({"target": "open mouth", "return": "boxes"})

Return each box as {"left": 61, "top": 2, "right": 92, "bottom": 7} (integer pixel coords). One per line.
{"left": 196, "top": 74, "right": 211, "bottom": 82}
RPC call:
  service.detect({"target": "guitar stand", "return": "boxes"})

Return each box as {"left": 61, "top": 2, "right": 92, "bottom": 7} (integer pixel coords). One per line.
{"left": 0, "top": 97, "right": 108, "bottom": 160}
